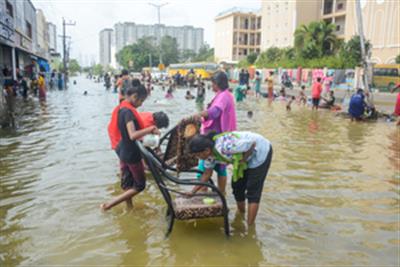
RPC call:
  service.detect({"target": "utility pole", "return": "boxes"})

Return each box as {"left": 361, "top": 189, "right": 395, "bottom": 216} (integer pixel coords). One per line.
{"left": 355, "top": 0, "right": 371, "bottom": 97}
{"left": 148, "top": 2, "right": 168, "bottom": 66}
{"left": 60, "top": 17, "right": 76, "bottom": 89}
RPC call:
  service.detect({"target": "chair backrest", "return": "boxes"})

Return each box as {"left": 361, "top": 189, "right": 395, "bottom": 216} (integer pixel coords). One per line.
{"left": 157, "top": 120, "right": 200, "bottom": 173}
{"left": 160, "top": 126, "right": 178, "bottom": 163}
{"left": 137, "top": 141, "right": 174, "bottom": 210}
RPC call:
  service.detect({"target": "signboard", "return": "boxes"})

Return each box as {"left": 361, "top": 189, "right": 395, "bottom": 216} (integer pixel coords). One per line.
{"left": 0, "top": 10, "right": 15, "bottom": 42}
{"left": 15, "top": 33, "right": 32, "bottom": 51}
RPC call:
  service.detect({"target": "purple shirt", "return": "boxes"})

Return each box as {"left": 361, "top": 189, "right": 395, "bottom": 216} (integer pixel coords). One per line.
{"left": 201, "top": 89, "right": 237, "bottom": 134}
{"left": 206, "top": 106, "right": 222, "bottom": 132}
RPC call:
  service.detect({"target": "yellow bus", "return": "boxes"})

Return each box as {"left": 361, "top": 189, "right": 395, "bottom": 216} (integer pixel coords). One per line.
{"left": 167, "top": 62, "right": 219, "bottom": 79}
{"left": 372, "top": 64, "right": 400, "bottom": 91}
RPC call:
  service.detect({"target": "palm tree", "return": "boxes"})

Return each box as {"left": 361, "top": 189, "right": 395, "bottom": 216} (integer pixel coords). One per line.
{"left": 294, "top": 21, "right": 338, "bottom": 58}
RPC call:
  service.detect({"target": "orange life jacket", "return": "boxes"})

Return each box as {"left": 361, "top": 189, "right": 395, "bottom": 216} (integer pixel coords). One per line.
{"left": 140, "top": 112, "right": 154, "bottom": 128}
{"left": 107, "top": 100, "right": 146, "bottom": 150}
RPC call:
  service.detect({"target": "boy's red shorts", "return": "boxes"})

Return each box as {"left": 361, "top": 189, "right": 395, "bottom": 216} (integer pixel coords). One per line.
{"left": 120, "top": 161, "right": 146, "bottom": 192}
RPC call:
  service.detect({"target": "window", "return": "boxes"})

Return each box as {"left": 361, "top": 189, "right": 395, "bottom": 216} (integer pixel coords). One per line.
{"left": 336, "top": 25, "right": 341, "bottom": 31}
{"left": 243, "top": 49, "right": 247, "bottom": 56}
{"left": 337, "top": 3, "right": 344, "bottom": 10}
{"left": 373, "top": 68, "right": 399, "bottom": 77}
{"left": 26, "top": 21, "right": 32, "bottom": 38}
{"left": 6, "top": 0, "right": 13, "bottom": 17}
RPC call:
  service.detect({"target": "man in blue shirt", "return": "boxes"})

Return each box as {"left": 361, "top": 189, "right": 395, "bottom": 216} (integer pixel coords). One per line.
{"left": 348, "top": 89, "right": 367, "bottom": 120}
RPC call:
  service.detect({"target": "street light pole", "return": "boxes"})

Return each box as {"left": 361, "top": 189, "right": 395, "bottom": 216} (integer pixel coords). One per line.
{"left": 355, "top": 0, "right": 371, "bottom": 96}
{"left": 148, "top": 2, "right": 168, "bottom": 65}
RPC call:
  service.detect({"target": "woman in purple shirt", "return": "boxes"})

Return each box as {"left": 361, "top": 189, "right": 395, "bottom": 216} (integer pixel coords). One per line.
{"left": 191, "top": 71, "right": 237, "bottom": 193}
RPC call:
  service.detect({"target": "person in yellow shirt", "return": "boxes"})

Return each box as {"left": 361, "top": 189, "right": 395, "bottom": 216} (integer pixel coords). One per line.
{"left": 38, "top": 73, "right": 46, "bottom": 100}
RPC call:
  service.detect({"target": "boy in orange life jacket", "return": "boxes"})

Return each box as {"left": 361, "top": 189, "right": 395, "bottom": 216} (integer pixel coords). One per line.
{"left": 101, "top": 85, "right": 160, "bottom": 211}
{"left": 108, "top": 109, "right": 169, "bottom": 150}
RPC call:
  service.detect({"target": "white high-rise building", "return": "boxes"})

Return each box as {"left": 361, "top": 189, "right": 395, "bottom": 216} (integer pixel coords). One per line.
{"left": 99, "top": 28, "right": 113, "bottom": 67}
{"left": 113, "top": 22, "right": 204, "bottom": 54}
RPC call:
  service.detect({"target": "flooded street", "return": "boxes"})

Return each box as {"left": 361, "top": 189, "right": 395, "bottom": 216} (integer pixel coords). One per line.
{"left": 0, "top": 76, "right": 399, "bottom": 266}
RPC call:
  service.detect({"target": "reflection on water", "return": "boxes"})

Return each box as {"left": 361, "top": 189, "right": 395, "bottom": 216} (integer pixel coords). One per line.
{"left": 0, "top": 77, "right": 399, "bottom": 266}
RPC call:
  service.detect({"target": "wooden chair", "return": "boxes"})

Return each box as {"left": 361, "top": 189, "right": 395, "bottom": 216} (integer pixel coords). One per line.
{"left": 137, "top": 141, "right": 230, "bottom": 237}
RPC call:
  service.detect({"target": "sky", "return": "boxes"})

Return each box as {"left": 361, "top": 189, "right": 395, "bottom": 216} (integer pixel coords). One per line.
{"left": 32, "top": 0, "right": 261, "bottom": 66}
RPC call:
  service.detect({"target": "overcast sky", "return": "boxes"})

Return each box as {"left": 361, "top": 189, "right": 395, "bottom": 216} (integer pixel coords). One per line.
{"left": 31, "top": 0, "right": 261, "bottom": 66}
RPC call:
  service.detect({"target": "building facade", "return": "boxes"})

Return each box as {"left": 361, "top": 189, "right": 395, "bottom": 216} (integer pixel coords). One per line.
{"left": 1, "top": 0, "right": 54, "bottom": 81}
{"left": 36, "top": 9, "right": 49, "bottom": 61}
{"left": 260, "top": 0, "right": 321, "bottom": 50}
{"left": 47, "top": 22, "right": 57, "bottom": 53}
{"left": 321, "top": 0, "right": 400, "bottom": 64}
{"left": 214, "top": 7, "right": 262, "bottom": 63}
{"left": 99, "top": 28, "right": 113, "bottom": 67}
{"left": 257, "top": 0, "right": 399, "bottom": 64}
{"left": 113, "top": 22, "right": 204, "bottom": 53}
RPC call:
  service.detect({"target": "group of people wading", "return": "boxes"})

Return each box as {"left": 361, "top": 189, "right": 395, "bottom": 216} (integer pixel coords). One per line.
{"left": 102, "top": 70, "right": 273, "bottom": 226}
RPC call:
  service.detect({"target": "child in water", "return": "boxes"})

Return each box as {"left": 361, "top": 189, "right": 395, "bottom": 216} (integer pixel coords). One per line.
{"left": 165, "top": 88, "right": 173, "bottom": 99}
{"left": 101, "top": 85, "right": 160, "bottom": 211}
{"left": 185, "top": 90, "right": 195, "bottom": 100}
{"left": 188, "top": 131, "right": 273, "bottom": 225}
{"left": 286, "top": 96, "right": 295, "bottom": 111}
{"left": 298, "top": 85, "right": 307, "bottom": 105}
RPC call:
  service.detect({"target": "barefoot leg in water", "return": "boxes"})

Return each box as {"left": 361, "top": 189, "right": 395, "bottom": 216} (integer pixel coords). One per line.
{"left": 101, "top": 188, "right": 138, "bottom": 211}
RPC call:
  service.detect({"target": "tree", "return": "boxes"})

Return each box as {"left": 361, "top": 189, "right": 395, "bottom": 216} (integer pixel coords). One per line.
{"left": 246, "top": 53, "right": 258, "bottom": 65}
{"left": 116, "top": 37, "right": 158, "bottom": 71}
{"left": 193, "top": 44, "right": 214, "bottom": 62}
{"left": 294, "top": 21, "right": 339, "bottom": 59}
{"left": 68, "top": 59, "right": 81, "bottom": 75}
{"left": 160, "top": 36, "right": 179, "bottom": 66}
{"left": 396, "top": 54, "right": 400, "bottom": 64}
{"left": 340, "top": 35, "right": 371, "bottom": 67}
{"left": 92, "top": 64, "right": 103, "bottom": 76}
{"left": 256, "top": 47, "right": 283, "bottom": 66}
{"left": 180, "top": 49, "right": 197, "bottom": 62}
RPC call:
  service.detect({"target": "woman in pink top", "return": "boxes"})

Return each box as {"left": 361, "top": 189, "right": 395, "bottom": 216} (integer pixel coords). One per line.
{"left": 189, "top": 71, "right": 237, "bottom": 193}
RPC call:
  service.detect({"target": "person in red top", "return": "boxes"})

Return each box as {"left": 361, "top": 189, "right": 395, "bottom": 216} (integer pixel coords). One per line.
{"left": 391, "top": 83, "right": 400, "bottom": 126}
{"left": 311, "top": 77, "right": 323, "bottom": 110}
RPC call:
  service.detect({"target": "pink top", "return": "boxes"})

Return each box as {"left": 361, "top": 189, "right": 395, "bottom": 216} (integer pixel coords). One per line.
{"left": 201, "top": 89, "right": 237, "bottom": 134}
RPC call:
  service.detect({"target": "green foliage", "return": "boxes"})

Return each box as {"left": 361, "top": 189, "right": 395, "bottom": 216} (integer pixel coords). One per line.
{"left": 237, "top": 58, "right": 250, "bottom": 68}
{"left": 246, "top": 53, "right": 258, "bottom": 65}
{"left": 193, "top": 44, "right": 214, "bottom": 62}
{"left": 294, "top": 20, "right": 339, "bottom": 59}
{"left": 161, "top": 36, "right": 179, "bottom": 66}
{"left": 339, "top": 35, "right": 371, "bottom": 67}
{"left": 68, "top": 59, "right": 81, "bottom": 75}
{"left": 92, "top": 64, "right": 104, "bottom": 76}
{"left": 180, "top": 49, "right": 197, "bottom": 62}
{"left": 116, "top": 36, "right": 216, "bottom": 71}
{"left": 395, "top": 54, "right": 400, "bottom": 64}
{"left": 252, "top": 23, "right": 371, "bottom": 69}
{"left": 82, "top": 66, "right": 92, "bottom": 73}
{"left": 116, "top": 37, "right": 158, "bottom": 71}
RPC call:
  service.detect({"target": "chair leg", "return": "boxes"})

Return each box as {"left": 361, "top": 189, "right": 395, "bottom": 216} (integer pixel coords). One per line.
{"left": 166, "top": 214, "right": 175, "bottom": 237}
{"left": 223, "top": 211, "right": 230, "bottom": 237}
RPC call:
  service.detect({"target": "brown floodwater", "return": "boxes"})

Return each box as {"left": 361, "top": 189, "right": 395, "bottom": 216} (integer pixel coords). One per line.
{"left": 0, "top": 76, "right": 399, "bottom": 266}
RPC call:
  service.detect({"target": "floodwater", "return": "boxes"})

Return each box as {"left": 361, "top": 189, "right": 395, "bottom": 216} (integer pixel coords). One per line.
{"left": 0, "top": 76, "right": 399, "bottom": 266}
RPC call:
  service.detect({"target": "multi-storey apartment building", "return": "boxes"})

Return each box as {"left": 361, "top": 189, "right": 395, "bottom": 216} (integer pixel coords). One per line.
{"left": 214, "top": 7, "right": 262, "bottom": 63}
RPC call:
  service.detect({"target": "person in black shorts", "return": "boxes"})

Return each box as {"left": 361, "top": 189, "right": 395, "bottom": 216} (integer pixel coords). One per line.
{"left": 101, "top": 85, "right": 160, "bottom": 211}
{"left": 188, "top": 131, "right": 273, "bottom": 225}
